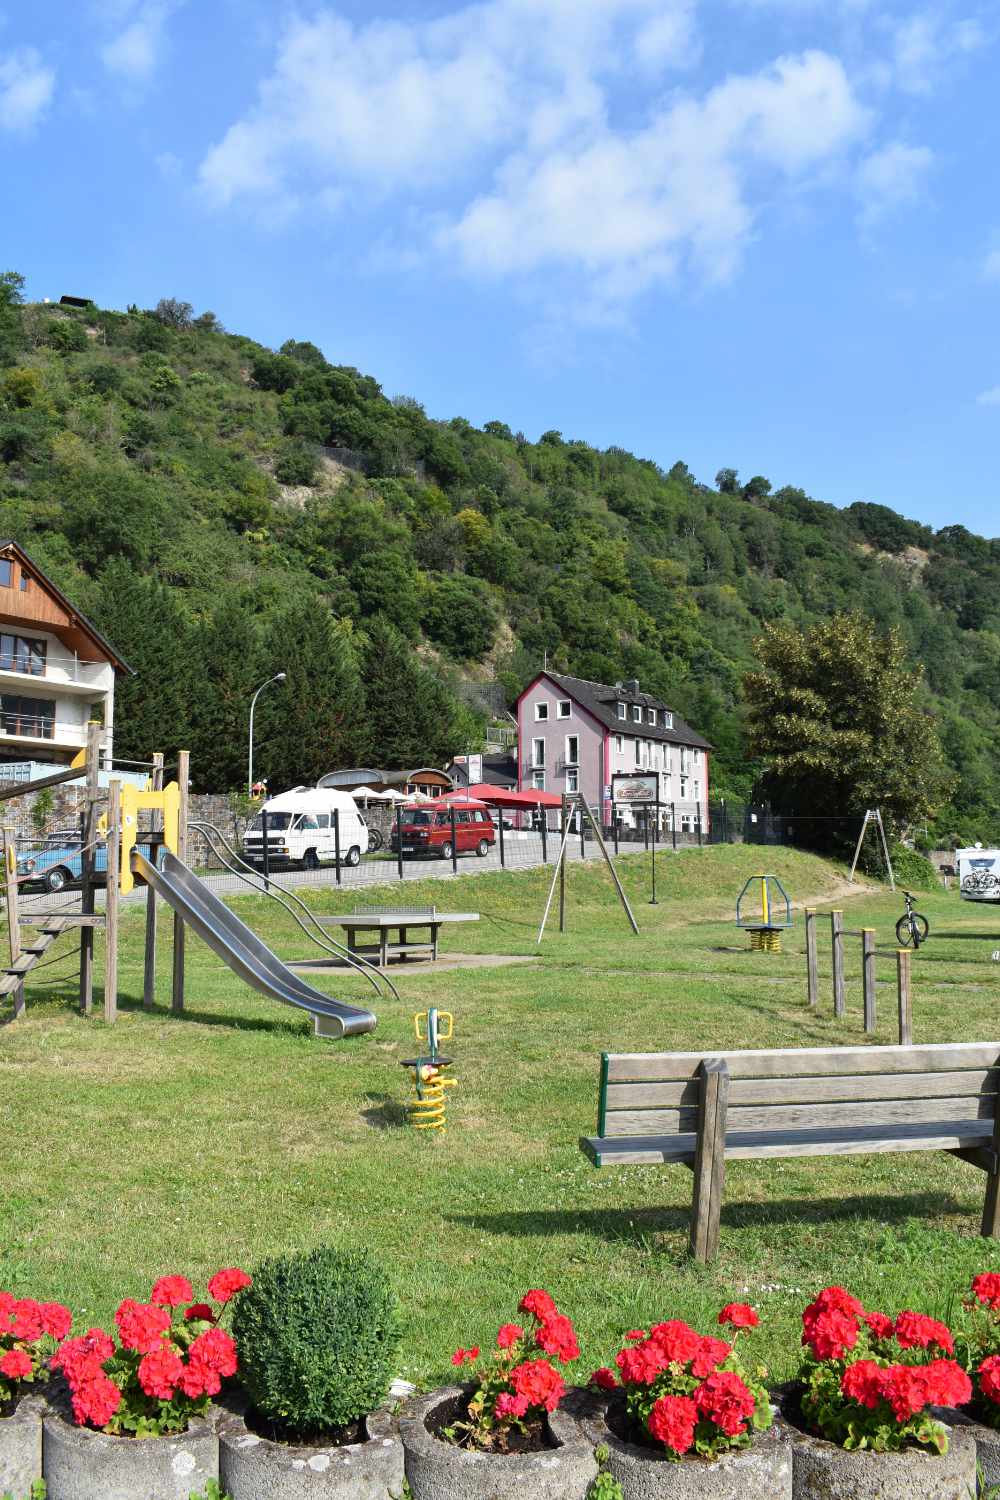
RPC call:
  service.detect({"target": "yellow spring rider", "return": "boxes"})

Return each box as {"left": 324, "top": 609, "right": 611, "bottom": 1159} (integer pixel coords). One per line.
{"left": 401, "top": 1009, "right": 457, "bottom": 1129}
{"left": 736, "top": 874, "right": 793, "bottom": 953}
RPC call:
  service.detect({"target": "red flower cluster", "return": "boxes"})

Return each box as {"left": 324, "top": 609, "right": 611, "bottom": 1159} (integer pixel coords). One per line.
{"left": 0, "top": 1288, "right": 72, "bottom": 1398}
{"left": 49, "top": 1268, "right": 249, "bottom": 1436}
{"left": 979, "top": 1355, "right": 1000, "bottom": 1406}
{"left": 719, "top": 1304, "right": 759, "bottom": 1330}
{"left": 695, "top": 1370, "right": 758, "bottom": 1436}
{"left": 206, "top": 1268, "right": 252, "bottom": 1304}
{"left": 801, "top": 1287, "right": 864, "bottom": 1362}
{"left": 614, "top": 1321, "right": 733, "bottom": 1388}
{"left": 894, "top": 1311, "right": 953, "bottom": 1354}
{"left": 449, "top": 1290, "right": 578, "bottom": 1447}
{"left": 972, "top": 1273, "right": 1000, "bottom": 1312}
{"left": 648, "top": 1394, "right": 698, "bottom": 1454}
{"left": 839, "top": 1358, "right": 971, "bottom": 1422}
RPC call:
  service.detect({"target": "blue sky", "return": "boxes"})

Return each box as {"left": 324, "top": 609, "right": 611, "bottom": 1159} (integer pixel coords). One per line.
{"left": 3, "top": 0, "right": 999, "bottom": 534}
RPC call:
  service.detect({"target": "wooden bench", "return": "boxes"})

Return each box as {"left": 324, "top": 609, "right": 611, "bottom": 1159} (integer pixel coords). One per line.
{"left": 580, "top": 1042, "right": 1000, "bottom": 1262}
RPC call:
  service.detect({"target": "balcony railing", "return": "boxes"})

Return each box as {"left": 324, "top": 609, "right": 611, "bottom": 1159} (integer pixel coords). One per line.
{"left": 0, "top": 711, "right": 54, "bottom": 740}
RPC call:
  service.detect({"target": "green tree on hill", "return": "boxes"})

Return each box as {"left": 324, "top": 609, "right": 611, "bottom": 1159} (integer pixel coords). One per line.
{"left": 255, "top": 602, "right": 365, "bottom": 790}
{"left": 357, "top": 616, "right": 480, "bottom": 769}
{"left": 92, "top": 560, "right": 192, "bottom": 762}
{"left": 743, "top": 612, "right": 954, "bottom": 836}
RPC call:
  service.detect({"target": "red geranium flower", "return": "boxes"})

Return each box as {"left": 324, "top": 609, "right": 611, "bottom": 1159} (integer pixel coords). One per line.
{"left": 589, "top": 1367, "right": 617, "bottom": 1390}
{"left": 114, "top": 1300, "right": 171, "bottom": 1354}
{"left": 691, "top": 1336, "right": 732, "bottom": 1378}
{"left": 980, "top": 1355, "right": 1000, "bottom": 1406}
{"left": 10, "top": 1300, "right": 43, "bottom": 1342}
{"left": 39, "top": 1302, "right": 72, "bottom": 1341}
{"left": 183, "top": 1304, "right": 217, "bottom": 1324}
{"left": 0, "top": 1348, "right": 33, "bottom": 1381}
{"left": 535, "top": 1314, "right": 579, "bottom": 1363}
{"left": 494, "top": 1391, "right": 530, "bottom": 1419}
{"left": 518, "top": 1290, "right": 557, "bottom": 1321}
{"left": 894, "top": 1311, "right": 954, "bottom": 1354}
{"left": 841, "top": 1359, "right": 886, "bottom": 1410}
{"left": 802, "top": 1306, "right": 859, "bottom": 1362}
{"left": 451, "top": 1346, "right": 479, "bottom": 1366}
{"left": 972, "top": 1273, "right": 1000, "bottom": 1311}
{"left": 137, "top": 1345, "right": 185, "bottom": 1400}
{"left": 510, "top": 1358, "right": 565, "bottom": 1412}
{"left": 647, "top": 1393, "right": 698, "bottom": 1455}
{"left": 864, "top": 1311, "right": 894, "bottom": 1341}
{"left": 718, "top": 1303, "right": 758, "bottom": 1329}
{"left": 150, "top": 1276, "right": 193, "bottom": 1308}
{"left": 497, "top": 1323, "right": 524, "bottom": 1350}
{"left": 694, "top": 1370, "right": 756, "bottom": 1436}
{"left": 922, "top": 1359, "right": 971, "bottom": 1408}
{"left": 206, "top": 1268, "right": 252, "bottom": 1304}
{"left": 648, "top": 1320, "right": 702, "bottom": 1366}
{"left": 883, "top": 1365, "right": 930, "bottom": 1423}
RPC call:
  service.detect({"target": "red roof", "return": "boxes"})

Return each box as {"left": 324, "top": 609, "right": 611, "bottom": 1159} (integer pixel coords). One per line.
{"left": 466, "top": 783, "right": 563, "bottom": 809}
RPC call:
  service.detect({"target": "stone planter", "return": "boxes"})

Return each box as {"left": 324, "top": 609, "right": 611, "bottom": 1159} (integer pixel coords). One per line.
{"left": 582, "top": 1391, "right": 793, "bottom": 1498}
{"left": 0, "top": 1394, "right": 44, "bottom": 1497}
{"left": 779, "top": 1396, "right": 977, "bottom": 1499}
{"left": 217, "top": 1388, "right": 404, "bottom": 1499}
{"left": 400, "top": 1384, "right": 598, "bottom": 1500}
{"left": 939, "top": 1405, "right": 1000, "bottom": 1490}
{"left": 41, "top": 1395, "right": 218, "bottom": 1500}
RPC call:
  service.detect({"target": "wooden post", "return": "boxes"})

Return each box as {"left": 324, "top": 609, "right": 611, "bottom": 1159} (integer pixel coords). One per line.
{"left": 897, "top": 948, "right": 912, "bottom": 1045}
{"left": 79, "top": 720, "right": 102, "bottom": 1015}
{"left": 862, "top": 928, "right": 877, "bottom": 1034}
{"left": 831, "top": 910, "right": 845, "bottom": 1018}
{"left": 104, "top": 779, "right": 120, "bottom": 1024}
{"left": 981, "top": 1079, "right": 1000, "bottom": 1238}
{"left": 171, "top": 750, "right": 189, "bottom": 1013}
{"left": 805, "top": 908, "right": 818, "bottom": 1008}
{"left": 559, "top": 797, "right": 567, "bottom": 933}
{"left": 3, "top": 828, "right": 24, "bottom": 1018}
{"left": 142, "top": 752, "right": 163, "bottom": 1009}
{"left": 690, "top": 1058, "right": 730, "bottom": 1264}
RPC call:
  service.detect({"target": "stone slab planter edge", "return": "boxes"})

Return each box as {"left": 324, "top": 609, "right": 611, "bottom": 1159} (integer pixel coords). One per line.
{"left": 580, "top": 1390, "right": 793, "bottom": 1499}
{"left": 41, "top": 1393, "right": 218, "bottom": 1500}
{"left": 400, "top": 1383, "right": 599, "bottom": 1500}
{"left": 0, "top": 1393, "right": 45, "bottom": 1497}
{"left": 937, "top": 1405, "right": 1000, "bottom": 1490}
{"left": 216, "top": 1386, "right": 405, "bottom": 1500}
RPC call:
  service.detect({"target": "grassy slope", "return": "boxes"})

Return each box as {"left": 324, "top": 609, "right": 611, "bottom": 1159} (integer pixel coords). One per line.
{"left": 3, "top": 845, "right": 1000, "bottom": 1386}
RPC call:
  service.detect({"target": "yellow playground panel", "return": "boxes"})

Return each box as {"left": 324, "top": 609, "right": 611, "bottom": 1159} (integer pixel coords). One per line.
{"left": 118, "top": 780, "right": 180, "bottom": 894}
{"left": 736, "top": 873, "right": 793, "bottom": 953}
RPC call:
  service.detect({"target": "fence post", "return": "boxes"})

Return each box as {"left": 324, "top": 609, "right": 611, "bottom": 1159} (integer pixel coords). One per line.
{"left": 104, "top": 779, "right": 120, "bottom": 1025}
{"left": 613, "top": 816, "right": 619, "bottom": 857}
{"left": 697, "top": 811, "right": 702, "bottom": 847}
{"left": 171, "top": 749, "right": 189, "bottom": 1014}
{"left": 579, "top": 809, "right": 585, "bottom": 860}
{"left": 862, "top": 928, "right": 876, "bottom": 1034}
{"left": 260, "top": 807, "right": 271, "bottom": 894}
{"left": 805, "top": 908, "right": 818, "bottom": 1008}
{"left": 396, "top": 805, "right": 403, "bottom": 881}
{"left": 559, "top": 797, "right": 567, "bottom": 932}
{"left": 334, "top": 807, "right": 341, "bottom": 886}
{"left": 831, "top": 910, "right": 845, "bottom": 1018}
{"left": 498, "top": 814, "right": 506, "bottom": 868}
{"left": 142, "top": 750, "right": 163, "bottom": 1009}
{"left": 897, "top": 949, "right": 912, "bottom": 1044}
{"left": 643, "top": 815, "right": 649, "bottom": 853}
{"left": 79, "top": 719, "right": 101, "bottom": 1015}
{"left": 450, "top": 806, "right": 458, "bottom": 875}
{"left": 3, "top": 828, "right": 23, "bottom": 1019}
{"left": 541, "top": 816, "right": 548, "bottom": 863}
{"left": 671, "top": 803, "right": 677, "bottom": 851}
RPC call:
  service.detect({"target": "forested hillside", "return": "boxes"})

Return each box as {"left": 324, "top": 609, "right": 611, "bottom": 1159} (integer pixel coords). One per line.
{"left": 1, "top": 273, "right": 998, "bottom": 840}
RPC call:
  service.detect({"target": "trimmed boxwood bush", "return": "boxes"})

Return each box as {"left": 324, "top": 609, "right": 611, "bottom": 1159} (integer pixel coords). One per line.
{"left": 232, "top": 1246, "right": 401, "bottom": 1437}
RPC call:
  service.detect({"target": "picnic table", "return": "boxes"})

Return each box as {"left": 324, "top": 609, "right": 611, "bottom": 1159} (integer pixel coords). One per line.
{"left": 319, "top": 906, "right": 479, "bottom": 966}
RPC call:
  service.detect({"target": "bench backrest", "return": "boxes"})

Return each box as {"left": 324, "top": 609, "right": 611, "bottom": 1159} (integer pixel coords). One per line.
{"left": 598, "top": 1043, "right": 1000, "bottom": 1139}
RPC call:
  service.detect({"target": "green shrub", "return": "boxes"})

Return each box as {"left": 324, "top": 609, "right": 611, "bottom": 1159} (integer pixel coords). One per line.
{"left": 232, "top": 1246, "right": 401, "bottom": 1437}
{"left": 274, "top": 441, "right": 318, "bottom": 486}
{"left": 888, "top": 843, "right": 938, "bottom": 892}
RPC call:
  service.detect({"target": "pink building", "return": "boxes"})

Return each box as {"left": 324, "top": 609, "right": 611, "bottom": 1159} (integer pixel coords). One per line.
{"left": 516, "top": 672, "right": 712, "bottom": 832}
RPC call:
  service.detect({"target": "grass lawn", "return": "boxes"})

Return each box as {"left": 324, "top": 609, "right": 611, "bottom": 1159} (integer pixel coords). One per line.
{"left": 3, "top": 843, "right": 1000, "bottom": 1386}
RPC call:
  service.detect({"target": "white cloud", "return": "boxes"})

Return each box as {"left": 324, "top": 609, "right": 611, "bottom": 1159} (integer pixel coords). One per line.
{"left": 101, "top": 1, "right": 178, "bottom": 80}
{"left": 0, "top": 47, "right": 54, "bottom": 130}
{"left": 890, "top": 10, "right": 986, "bottom": 94}
{"left": 199, "top": 4, "right": 872, "bottom": 308}
{"left": 856, "top": 141, "right": 934, "bottom": 228}
{"left": 977, "top": 386, "right": 1000, "bottom": 406}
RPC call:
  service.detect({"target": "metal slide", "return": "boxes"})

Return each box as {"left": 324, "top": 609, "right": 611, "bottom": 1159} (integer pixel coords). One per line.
{"left": 131, "top": 849, "right": 377, "bottom": 1038}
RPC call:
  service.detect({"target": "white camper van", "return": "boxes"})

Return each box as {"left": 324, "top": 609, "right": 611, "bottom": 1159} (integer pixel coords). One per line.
{"left": 956, "top": 847, "right": 1000, "bottom": 903}
{"left": 243, "top": 787, "right": 368, "bottom": 870}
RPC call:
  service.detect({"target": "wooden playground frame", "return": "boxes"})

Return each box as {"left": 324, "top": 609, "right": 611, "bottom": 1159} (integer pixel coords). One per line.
{"left": 1, "top": 722, "right": 190, "bottom": 1024}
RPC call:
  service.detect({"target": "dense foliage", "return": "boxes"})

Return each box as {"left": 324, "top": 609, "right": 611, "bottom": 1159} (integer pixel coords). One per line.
{"left": 2, "top": 275, "right": 999, "bottom": 837}
{"left": 231, "top": 1246, "right": 401, "bottom": 1437}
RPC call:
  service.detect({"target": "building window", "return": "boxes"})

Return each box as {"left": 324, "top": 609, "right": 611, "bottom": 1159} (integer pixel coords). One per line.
{"left": 0, "top": 635, "right": 46, "bottom": 677}
{"left": 663, "top": 712, "right": 673, "bottom": 729}
{"left": 531, "top": 770, "right": 545, "bottom": 790}
{"left": 632, "top": 705, "right": 642, "bottom": 723}
{"left": 614, "top": 734, "right": 624, "bottom": 754}
{"left": 531, "top": 738, "right": 545, "bottom": 767}
{"left": 566, "top": 768, "right": 579, "bottom": 793}
{"left": 1, "top": 694, "right": 55, "bottom": 739}
{"left": 617, "top": 702, "right": 626, "bottom": 720}
{"left": 19, "top": 574, "right": 29, "bottom": 592}
{"left": 694, "top": 781, "right": 701, "bottom": 800}
{"left": 564, "top": 735, "right": 579, "bottom": 766}
{"left": 647, "top": 708, "right": 656, "bottom": 725}
{"left": 534, "top": 702, "right": 549, "bottom": 721}
{"left": 557, "top": 699, "right": 571, "bottom": 719}
{"left": 0, "top": 561, "right": 11, "bottom": 588}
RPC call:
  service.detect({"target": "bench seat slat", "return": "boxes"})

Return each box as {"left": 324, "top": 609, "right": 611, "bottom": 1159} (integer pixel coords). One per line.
{"left": 583, "top": 1118, "right": 995, "bottom": 1167}
{"left": 602, "top": 1095, "right": 995, "bottom": 1138}
{"left": 604, "top": 1043, "right": 1000, "bottom": 1084}
{"left": 604, "top": 1070, "right": 1000, "bottom": 1111}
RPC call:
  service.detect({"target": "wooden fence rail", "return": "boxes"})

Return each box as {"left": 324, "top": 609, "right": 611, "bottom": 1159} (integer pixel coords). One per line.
{"left": 805, "top": 909, "right": 913, "bottom": 1044}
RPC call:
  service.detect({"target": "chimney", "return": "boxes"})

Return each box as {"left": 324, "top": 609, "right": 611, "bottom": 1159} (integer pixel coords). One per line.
{"left": 623, "top": 679, "right": 640, "bottom": 696}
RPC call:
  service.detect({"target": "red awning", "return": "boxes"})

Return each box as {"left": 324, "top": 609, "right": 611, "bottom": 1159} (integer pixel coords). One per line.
{"left": 466, "top": 783, "right": 564, "bottom": 809}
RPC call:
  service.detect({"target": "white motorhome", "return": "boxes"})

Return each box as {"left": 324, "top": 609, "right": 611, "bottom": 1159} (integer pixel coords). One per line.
{"left": 956, "top": 846, "right": 1000, "bottom": 903}
{"left": 243, "top": 787, "right": 368, "bottom": 870}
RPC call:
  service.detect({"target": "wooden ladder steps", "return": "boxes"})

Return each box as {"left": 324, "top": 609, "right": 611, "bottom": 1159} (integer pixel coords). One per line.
{"left": 1, "top": 918, "right": 71, "bottom": 991}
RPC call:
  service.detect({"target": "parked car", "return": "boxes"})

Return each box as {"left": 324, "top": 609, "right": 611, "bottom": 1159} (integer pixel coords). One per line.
{"left": 389, "top": 800, "right": 496, "bottom": 860}
{"left": 16, "top": 837, "right": 157, "bottom": 893}
{"left": 242, "top": 787, "right": 368, "bottom": 870}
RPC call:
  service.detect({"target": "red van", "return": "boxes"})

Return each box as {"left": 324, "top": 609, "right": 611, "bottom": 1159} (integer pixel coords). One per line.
{"left": 389, "top": 800, "right": 497, "bottom": 860}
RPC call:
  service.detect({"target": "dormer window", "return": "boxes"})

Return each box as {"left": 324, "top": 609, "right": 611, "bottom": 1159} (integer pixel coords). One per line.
{"left": 647, "top": 708, "right": 656, "bottom": 725}
{"left": 534, "top": 702, "right": 549, "bottom": 722}
{"left": 663, "top": 712, "right": 673, "bottom": 730}
{"left": 617, "top": 702, "right": 626, "bottom": 720}
{"left": 556, "top": 699, "right": 571, "bottom": 719}
{"left": 632, "top": 705, "right": 642, "bottom": 723}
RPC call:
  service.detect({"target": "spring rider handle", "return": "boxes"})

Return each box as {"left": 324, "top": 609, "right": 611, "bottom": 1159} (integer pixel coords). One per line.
{"left": 415, "top": 1008, "right": 453, "bottom": 1060}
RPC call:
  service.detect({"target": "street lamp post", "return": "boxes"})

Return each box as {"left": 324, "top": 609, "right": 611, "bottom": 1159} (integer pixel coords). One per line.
{"left": 248, "top": 673, "right": 286, "bottom": 797}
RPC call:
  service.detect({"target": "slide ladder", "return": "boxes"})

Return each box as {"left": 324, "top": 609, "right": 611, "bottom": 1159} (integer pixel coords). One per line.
{"left": 1, "top": 916, "right": 71, "bottom": 996}
{"left": 131, "top": 849, "right": 376, "bottom": 1039}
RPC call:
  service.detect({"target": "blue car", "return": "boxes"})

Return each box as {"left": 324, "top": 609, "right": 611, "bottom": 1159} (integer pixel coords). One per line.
{"left": 16, "top": 836, "right": 157, "bottom": 893}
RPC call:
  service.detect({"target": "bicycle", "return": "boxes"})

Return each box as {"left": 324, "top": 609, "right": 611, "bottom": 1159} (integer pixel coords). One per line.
{"left": 895, "top": 889, "right": 929, "bottom": 948}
